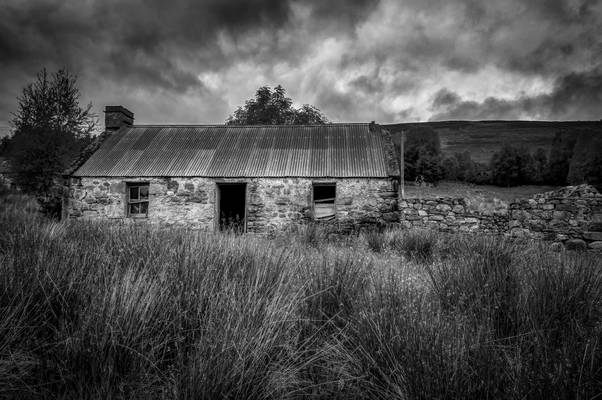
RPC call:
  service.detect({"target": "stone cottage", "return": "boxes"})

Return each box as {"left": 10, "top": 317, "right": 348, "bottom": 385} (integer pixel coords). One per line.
{"left": 65, "top": 106, "right": 400, "bottom": 233}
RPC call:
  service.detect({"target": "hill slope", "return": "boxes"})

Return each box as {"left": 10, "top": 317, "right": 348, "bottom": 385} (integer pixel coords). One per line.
{"left": 384, "top": 121, "right": 602, "bottom": 164}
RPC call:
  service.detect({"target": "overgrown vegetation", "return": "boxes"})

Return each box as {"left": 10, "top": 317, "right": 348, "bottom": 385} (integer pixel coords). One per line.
{"left": 1, "top": 195, "right": 602, "bottom": 399}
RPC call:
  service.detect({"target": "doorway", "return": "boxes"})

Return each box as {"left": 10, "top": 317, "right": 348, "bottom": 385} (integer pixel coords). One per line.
{"left": 217, "top": 183, "right": 247, "bottom": 232}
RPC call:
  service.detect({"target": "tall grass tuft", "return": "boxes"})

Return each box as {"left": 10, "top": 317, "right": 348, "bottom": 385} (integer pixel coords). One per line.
{"left": 389, "top": 229, "right": 437, "bottom": 263}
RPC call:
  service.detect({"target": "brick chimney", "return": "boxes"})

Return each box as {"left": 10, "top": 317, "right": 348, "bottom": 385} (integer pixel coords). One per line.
{"left": 104, "top": 105, "right": 134, "bottom": 131}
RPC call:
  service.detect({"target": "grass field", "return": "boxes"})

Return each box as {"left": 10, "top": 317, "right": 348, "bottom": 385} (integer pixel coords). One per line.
{"left": 385, "top": 120, "right": 602, "bottom": 164}
{"left": 1, "top": 194, "right": 602, "bottom": 399}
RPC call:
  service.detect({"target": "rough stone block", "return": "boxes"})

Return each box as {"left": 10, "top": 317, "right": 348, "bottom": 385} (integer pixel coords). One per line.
{"left": 509, "top": 220, "right": 521, "bottom": 228}
{"left": 565, "top": 239, "right": 587, "bottom": 251}
{"left": 588, "top": 241, "right": 602, "bottom": 250}
{"left": 452, "top": 205, "right": 464, "bottom": 213}
{"left": 589, "top": 222, "right": 602, "bottom": 231}
{"left": 436, "top": 204, "right": 452, "bottom": 212}
{"left": 584, "top": 232, "right": 602, "bottom": 241}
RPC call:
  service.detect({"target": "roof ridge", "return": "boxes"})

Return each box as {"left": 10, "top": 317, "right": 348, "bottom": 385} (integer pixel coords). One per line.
{"left": 129, "top": 123, "right": 370, "bottom": 128}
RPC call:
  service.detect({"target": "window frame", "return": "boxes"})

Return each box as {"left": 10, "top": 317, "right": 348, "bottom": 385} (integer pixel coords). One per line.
{"left": 312, "top": 182, "right": 336, "bottom": 221}
{"left": 126, "top": 182, "right": 150, "bottom": 218}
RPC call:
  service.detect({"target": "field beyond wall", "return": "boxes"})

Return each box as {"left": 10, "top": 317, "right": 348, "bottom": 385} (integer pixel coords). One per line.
{"left": 1, "top": 194, "right": 601, "bottom": 399}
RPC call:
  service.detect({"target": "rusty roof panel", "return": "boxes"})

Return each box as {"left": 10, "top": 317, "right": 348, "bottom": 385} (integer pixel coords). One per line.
{"left": 73, "top": 124, "right": 391, "bottom": 177}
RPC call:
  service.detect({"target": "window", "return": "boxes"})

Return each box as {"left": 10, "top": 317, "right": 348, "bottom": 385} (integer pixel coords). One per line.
{"left": 127, "top": 183, "right": 149, "bottom": 217}
{"left": 313, "top": 183, "right": 336, "bottom": 221}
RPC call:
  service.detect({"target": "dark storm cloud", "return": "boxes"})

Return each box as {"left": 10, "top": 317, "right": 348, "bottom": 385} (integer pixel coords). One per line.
{"left": 430, "top": 68, "right": 602, "bottom": 121}
{"left": 0, "top": 0, "right": 601, "bottom": 126}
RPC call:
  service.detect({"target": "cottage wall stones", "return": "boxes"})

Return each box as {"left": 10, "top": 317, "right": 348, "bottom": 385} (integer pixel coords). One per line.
{"left": 67, "top": 176, "right": 398, "bottom": 233}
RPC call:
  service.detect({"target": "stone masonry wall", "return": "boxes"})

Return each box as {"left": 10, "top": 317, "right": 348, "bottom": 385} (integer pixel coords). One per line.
{"left": 66, "top": 176, "right": 398, "bottom": 233}
{"left": 509, "top": 185, "right": 602, "bottom": 250}
{"left": 399, "top": 184, "right": 602, "bottom": 251}
{"left": 67, "top": 177, "right": 218, "bottom": 229}
{"left": 399, "top": 197, "right": 508, "bottom": 234}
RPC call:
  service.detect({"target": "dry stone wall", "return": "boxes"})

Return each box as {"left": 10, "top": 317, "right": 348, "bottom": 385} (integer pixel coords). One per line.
{"left": 399, "top": 197, "right": 508, "bottom": 234}
{"left": 509, "top": 185, "right": 602, "bottom": 251}
{"left": 399, "top": 184, "right": 602, "bottom": 251}
{"left": 66, "top": 176, "right": 398, "bottom": 233}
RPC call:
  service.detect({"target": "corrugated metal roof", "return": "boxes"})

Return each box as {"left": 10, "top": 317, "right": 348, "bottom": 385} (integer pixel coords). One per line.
{"left": 73, "top": 124, "right": 392, "bottom": 177}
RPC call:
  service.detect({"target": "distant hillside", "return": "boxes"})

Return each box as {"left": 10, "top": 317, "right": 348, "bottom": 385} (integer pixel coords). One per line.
{"left": 384, "top": 121, "right": 602, "bottom": 164}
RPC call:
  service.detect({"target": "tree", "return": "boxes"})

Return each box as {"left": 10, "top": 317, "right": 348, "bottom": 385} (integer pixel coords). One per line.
{"left": 0, "top": 135, "right": 12, "bottom": 156}
{"left": 441, "top": 156, "right": 459, "bottom": 180}
{"left": 567, "top": 130, "right": 602, "bottom": 188}
{"left": 531, "top": 148, "right": 548, "bottom": 184}
{"left": 546, "top": 131, "right": 576, "bottom": 185}
{"left": 10, "top": 68, "right": 96, "bottom": 194}
{"left": 226, "top": 85, "right": 328, "bottom": 125}
{"left": 490, "top": 145, "right": 534, "bottom": 186}
{"left": 403, "top": 126, "right": 444, "bottom": 183}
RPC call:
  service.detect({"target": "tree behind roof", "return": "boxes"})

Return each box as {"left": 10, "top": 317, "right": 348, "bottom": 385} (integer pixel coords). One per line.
{"left": 226, "top": 85, "right": 328, "bottom": 125}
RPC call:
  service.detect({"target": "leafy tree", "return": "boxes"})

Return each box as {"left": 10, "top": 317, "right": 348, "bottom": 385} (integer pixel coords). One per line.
{"left": 441, "top": 156, "right": 459, "bottom": 180}
{"left": 567, "top": 130, "right": 602, "bottom": 188}
{"left": 226, "top": 85, "right": 328, "bottom": 125}
{"left": 0, "top": 134, "right": 12, "bottom": 156}
{"left": 490, "top": 145, "right": 534, "bottom": 186}
{"left": 467, "top": 162, "right": 492, "bottom": 185}
{"left": 10, "top": 68, "right": 96, "bottom": 194}
{"left": 531, "top": 148, "right": 548, "bottom": 184}
{"left": 546, "top": 131, "right": 576, "bottom": 185}
{"left": 453, "top": 151, "right": 483, "bottom": 183}
{"left": 404, "top": 127, "right": 443, "bottom": 183}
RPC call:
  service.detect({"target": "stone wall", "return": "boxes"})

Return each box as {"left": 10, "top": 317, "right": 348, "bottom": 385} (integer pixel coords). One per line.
{"left": 399, "top": 184, "right": 602, "bottom": 251}
{"left": 399, "top": 197, "right": 508, "bottom": 234}
{"left": 509, "top": 185, "right": 602, "bottom": 250}
{"left": 66, "top": 176, "right": 398, "bottom": 233}
{"left": 67, "top": 177, "right": 217, "bottom": 229}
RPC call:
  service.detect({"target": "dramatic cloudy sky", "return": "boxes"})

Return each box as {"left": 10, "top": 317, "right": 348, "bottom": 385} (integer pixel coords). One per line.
{"left": 1, "top": 0, "right": 601, "bottom": 129}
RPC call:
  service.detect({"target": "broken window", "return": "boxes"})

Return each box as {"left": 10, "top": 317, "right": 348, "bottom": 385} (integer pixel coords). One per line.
{"left": 127, "top": 182, "right": 149, "bottom": 217}
{"left": 313, "top": 183, "right": 336, "bottom": 221}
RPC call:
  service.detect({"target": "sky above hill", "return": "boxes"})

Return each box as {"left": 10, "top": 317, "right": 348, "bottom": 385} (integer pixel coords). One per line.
{"left": 0, "top": 0, "right": 601, "bottom": 129}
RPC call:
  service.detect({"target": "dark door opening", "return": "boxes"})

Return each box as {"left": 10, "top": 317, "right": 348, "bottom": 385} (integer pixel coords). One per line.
{"left": 218, "top": 183, "right": 247, "bottom": 232}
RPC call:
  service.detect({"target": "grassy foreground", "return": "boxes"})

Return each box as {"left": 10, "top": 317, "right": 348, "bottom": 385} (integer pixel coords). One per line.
{"left": 1, "top": 194, "right": 601, "bottom": 399}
